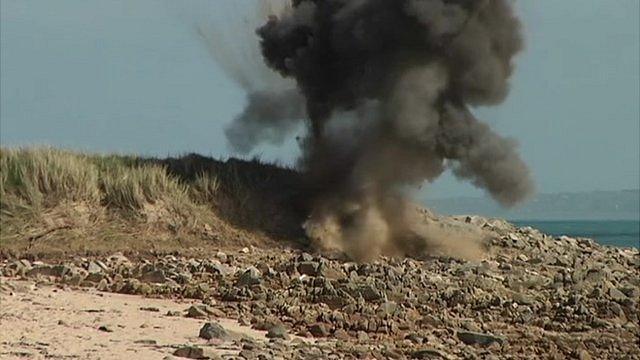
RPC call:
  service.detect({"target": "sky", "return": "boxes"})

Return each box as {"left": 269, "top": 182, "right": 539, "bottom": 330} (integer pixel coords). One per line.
{"left": 1, "top": 0, "right": 639, "bottom": 200}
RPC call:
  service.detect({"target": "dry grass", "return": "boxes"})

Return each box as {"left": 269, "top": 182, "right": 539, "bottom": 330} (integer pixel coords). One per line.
{"left": 0, "top": 147, "right": 306, "bottom": 259}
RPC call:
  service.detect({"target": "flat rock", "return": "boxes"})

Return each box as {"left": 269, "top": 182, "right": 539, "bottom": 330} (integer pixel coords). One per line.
{"left": 140, "top": 270, "right": 167, "bottom": 283}
{"left": 412, "top": 348, "right": 447, "bottom": 359}
{"left": 173, "top": 346, "right": 220, "bottom": 359}
{"left": 456, "top": 330, "right": 505, "bottom": 346}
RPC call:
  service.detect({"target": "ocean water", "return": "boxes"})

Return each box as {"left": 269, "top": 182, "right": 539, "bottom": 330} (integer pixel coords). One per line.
{"left": 512, "top": 220, "right": 639, "bottom": 248}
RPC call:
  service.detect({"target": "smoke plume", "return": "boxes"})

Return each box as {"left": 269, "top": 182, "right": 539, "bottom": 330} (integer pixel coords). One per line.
{"left": 224, "top": 0, "right": 534, "bottom": 260}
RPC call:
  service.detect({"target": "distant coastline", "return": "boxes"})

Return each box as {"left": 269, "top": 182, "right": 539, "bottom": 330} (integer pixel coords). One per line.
{"left": 425, "top": 189, "right": 640, "bottom": 221}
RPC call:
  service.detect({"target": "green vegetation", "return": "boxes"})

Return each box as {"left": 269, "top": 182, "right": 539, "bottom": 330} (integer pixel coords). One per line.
{"left": 0, "top": 147, "right": 304, "bottom": 258}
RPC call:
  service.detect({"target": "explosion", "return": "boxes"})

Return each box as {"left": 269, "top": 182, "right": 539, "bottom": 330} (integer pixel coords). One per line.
{"left": 222, "top": 0, "right": 533, "bottom": 260}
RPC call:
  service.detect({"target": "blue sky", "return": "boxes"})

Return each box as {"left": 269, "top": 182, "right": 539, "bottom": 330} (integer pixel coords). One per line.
{"left": 1, "top": 0, "right": 638, "bottom": 199}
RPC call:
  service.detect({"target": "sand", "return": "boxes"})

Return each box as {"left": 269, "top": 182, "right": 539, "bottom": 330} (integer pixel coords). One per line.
{"left": 0, "top": 278, "right": 268, "bottom": 359}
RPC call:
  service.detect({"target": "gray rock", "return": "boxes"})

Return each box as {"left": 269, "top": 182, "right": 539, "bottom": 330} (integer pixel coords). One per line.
{"left": 308, "top": 323, "right": 329, "bottom": 337}
{"left": 186, "top": 304, "right": 216, "bottom": 318}
{"left": 9, "top": 260, "right": 32, "bottom": 274}
{"left": 512, "top": 292, "right": 535, "bottom": 305}
{"left": 412, "top": 348, "right": 447, "bottom": 359}
{"left": 134, "top": 339, "right": 158, "bottom": 345}
{"left": 27, "top": 264, "right": 72, "bottom": 278}
{"left": 140, "top": 270, "right": 167, "bottom": 283}
{"left": 84, "top": 272, "right": 105, "bottom": 283}
{"left": 609, "top": 287, "right": 628, "bottom": 303}
{"left": 456, "top": 330, "right": 505, "bottom": 346}
{"left": 173, "top": 346, "right": 220, "bottom": 359}
{"left": 87, "top": 261, "right": 103, "bottom": 274}
{"left": 377, "top": 301, "right": 397, "bottom": 317}
{"left": 266, "top": 324, "right": 289, "bottom": 340}
{"left": 358, "top": 284, "right": 383, "bottom": 301}
{"left": 215, "top": 251, "right": 227, "bottom": 262}
{"left": 236, "top": 267, "right": 261, "bottom": 287}
{"left": 199, "top": 322, "right": 230, "bottom": 341}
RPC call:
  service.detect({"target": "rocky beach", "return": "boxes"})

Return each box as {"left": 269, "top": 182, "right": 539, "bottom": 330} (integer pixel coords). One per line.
{"left": 2, "top": 214, "right": 638, "bottom": 359}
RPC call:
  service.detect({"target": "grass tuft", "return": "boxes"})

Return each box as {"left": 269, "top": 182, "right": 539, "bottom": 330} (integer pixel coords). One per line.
{"left": 0, "top": 146, "right": 305, "bottom": 257}
{"left": 0, "top": 147, "right": 100, "bottom": 212}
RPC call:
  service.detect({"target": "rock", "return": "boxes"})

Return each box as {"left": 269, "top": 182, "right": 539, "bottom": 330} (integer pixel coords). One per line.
{"left": 140, "top": 306, "right": 160, "bottom": 312}
{"left": 8, "top": 259, "right": 32, "bottom": 275}
{"left": 266, "top": 324, "right": 289, "bottom": 340}
{"left": 621, "top": 286, "right": 639, "bottom": 299}
{"left": 84, "top": 272, "right": 105, "bottom": 283}
{"left": 98, "top": 325, "right": 114, "bottom": 333}
{"left": 456, "top": 330, "right": 505, "bottom": 346}
{"left": 199, "top": 322, "right": 230, "bottom": 341}
{"left": 173, "top": 346, "right": 220, "bottom": 359}
{"left": 377, "top": 301, "right": 397, "bottom": 317}
{"left": 236, "top": 267, "right": 262, "bottom": 287}
{"left": 186, "top": 304, "right": 216, "bottom": 318}
{"left": 318, "top": 266, "right": 345, "bottom": 280}
{"left": 412, "top": 348, "right": 447, "bottom": 359}
{"left": 356, "top": 331, "right": 369, "bottom": 341}
{"left": 576, "top": 349, "right": 592, "bottom": 360}
{"left": 297, "top": 261, "right": 320, "bottom": 276}
{"left": 27, "top": 264, "right": 72, "bottom": 278}
{"left": 215, "top": 251, "right": 227, "bottom": 262}
{"left": 608, "top": 287, "right": 628, "bottom": 303}
{"left": 512, "top": 292, "right": 535, "bottom": 305}
{"left": 134, "top": 339, "right": 158, "bottom": 345}
{"left": 308, "top": 323, "right": 329, "bottom": 337}
{"left": 334, "top": 329, "right": 350, "bottom": 340}
{"left": 140, "top": 270, "right": 167, "bottom": 283}
{"left": 299, "top": 252, "right": 314, "bottom": 262}
{"left": 358, "top": 284, "right": 383, "bottom": 301}
{"left": 87, "top": 261, "right": 103, "bottom": 273}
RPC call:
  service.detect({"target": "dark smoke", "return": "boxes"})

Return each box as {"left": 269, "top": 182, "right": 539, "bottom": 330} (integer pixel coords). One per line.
{"left": 225, "top": 0, "right": 534, "bottom": 259}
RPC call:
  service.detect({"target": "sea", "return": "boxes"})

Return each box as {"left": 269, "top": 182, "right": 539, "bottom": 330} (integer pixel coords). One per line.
{"left": 512, "top": 220, "right": 639, "bottom": 248}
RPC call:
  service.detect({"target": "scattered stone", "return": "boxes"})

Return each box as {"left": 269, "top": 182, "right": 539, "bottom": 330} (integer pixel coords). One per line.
{"left": 98, "top": 325, "right": 114, "bottom": 333}
{"left": 377, "top": 301, "right": 398, "bottom": 317}
{"left": 140, "top": 270, "right": 167, "bottom": 283}
{"left": 236, "top": 267, "right": 261, "bottom": 287}
{"left": 308, "top": 323, "right": 329, "bottom": 337}
{"left": 297, "top": 261, "right": 319, "bottom": 276}
{"left": 215, "top": 251, "right": 227, "bottom": 262}
{"left": 2, "top": 212, "right": 638, "bottom": 358}
{"left": 512, "top": 292, "right": 535, "bottom": 305}
{"left": 412, "top": 348, "right": 446, "bottom": 359}
{"left": 140, "top": 306, "right": 160, "bottom": 312}
{"left": 456, "top": 330, "right": 505, "bottom": 346}
{"left": 186, "top": 305, "right": 216, "bottom": 319}
{"left": 609, "top": 287, "right": 628, "bottom": 303}
{"left": 173, "top": 346, "right": 220, "bottom": 359}
{"left": 134, "top": 339, "right": 158, "bottom": 345}
{"left": 199, "top": 322, "right": 230, "bottom": 341}
{"left": 87, "top": 261, "right": 103, "bottom": 273}
{"left": 266, "top": 324, "right": 289, "bottom": 340}
{"left": 84, "top": 272, "right": 105, "bottom": 283}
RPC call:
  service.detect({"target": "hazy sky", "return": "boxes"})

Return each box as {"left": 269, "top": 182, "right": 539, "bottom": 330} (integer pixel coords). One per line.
{"left": 1, "top": 0, "right": 639, "bottom": 199}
